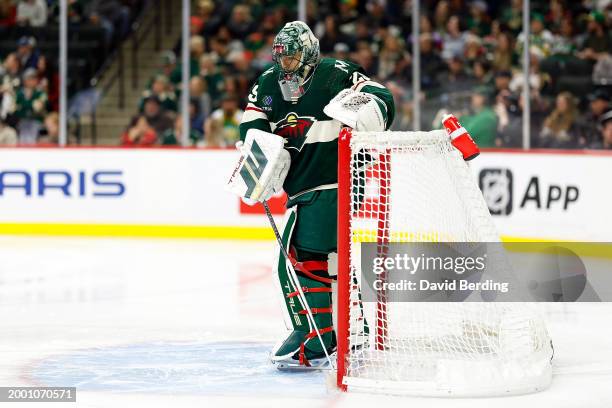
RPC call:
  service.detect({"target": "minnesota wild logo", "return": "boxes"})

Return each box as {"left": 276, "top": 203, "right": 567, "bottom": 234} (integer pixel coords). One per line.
{"left": 274, "top": 112, "right": 315, "bottom": 151}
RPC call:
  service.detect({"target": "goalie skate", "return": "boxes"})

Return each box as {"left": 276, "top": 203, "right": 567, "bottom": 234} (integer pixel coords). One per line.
{"left": 272, "top": 351, "right": 337, "bottom": 371}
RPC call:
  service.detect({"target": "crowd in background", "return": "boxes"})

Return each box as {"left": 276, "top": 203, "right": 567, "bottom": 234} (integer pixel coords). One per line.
{"left": 0, "top": 0, "right": 143, "bottom": 145}
{"left": 124, "top": 0, "right": 610, "bottom": 149}
{"left": 0, "top": 1, "right": 610, "bottom": 149}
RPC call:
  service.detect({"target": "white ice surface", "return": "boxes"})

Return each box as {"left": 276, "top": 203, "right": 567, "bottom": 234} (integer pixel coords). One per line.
{"left": 0, "top": 236, "right": 611, "bottom": 407}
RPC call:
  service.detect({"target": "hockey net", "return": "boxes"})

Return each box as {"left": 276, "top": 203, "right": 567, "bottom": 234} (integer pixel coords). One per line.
{"left": 336, "top": 128, "right": 552, "bottom": 397}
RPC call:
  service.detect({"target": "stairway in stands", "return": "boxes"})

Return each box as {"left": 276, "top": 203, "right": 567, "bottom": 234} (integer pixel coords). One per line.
{"left": 82, "top": 2, "right": 183, "bottom": 145}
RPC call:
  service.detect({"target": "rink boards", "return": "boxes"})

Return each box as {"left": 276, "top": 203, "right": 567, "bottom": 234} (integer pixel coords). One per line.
{"left": 0, "top": 147, "right": 609, "bottom": 241}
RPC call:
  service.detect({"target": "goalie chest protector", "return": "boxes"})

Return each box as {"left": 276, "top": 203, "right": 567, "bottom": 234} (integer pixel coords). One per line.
{"left": 241, "top": 58, "right": 373, "bottom": 199}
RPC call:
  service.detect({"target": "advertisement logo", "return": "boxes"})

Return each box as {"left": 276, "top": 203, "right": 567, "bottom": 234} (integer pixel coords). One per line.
{"left": 479, "top": 168, "right": 513, "bottom": 216}
{"left": 0, "top": 170, "right": 125, "bottom": 198}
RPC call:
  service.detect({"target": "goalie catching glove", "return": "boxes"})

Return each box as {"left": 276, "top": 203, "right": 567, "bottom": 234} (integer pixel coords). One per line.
{"left": 226, "top": 129, "right": 290, "bottom": 203}
{"left": 323, "top": 88, "right": 387, "bottom": 132}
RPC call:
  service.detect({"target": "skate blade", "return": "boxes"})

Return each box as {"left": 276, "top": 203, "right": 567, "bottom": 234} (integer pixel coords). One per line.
{"left": 273, "top": 352, "right": 336, "bottom": 371}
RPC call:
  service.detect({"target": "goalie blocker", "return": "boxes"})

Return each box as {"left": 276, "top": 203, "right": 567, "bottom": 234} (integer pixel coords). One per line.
{"left": 226, "top": 128, "right": 290, "bottom": 204}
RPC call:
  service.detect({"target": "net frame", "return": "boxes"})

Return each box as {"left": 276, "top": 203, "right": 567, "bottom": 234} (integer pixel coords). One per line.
{"left": 335, "top": 128, "right": 552, "bottom": 396}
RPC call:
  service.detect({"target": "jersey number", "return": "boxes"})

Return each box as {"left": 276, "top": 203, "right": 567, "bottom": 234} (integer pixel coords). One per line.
{"left": 248, "top": 85, "right": 259, "bottom": 103}
{"left": 351, "top": 72, "right": 370, "bottom": 86}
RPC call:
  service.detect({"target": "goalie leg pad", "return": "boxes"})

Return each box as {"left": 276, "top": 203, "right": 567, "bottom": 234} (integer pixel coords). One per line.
{"left": 272, "top": 190, "right": 342, "bottom": 366}
{"left": 272, "top": 210, "right": 335, "bottom": 366}
{"left": 272, "top": 248, "right": 336, "bottom": 366}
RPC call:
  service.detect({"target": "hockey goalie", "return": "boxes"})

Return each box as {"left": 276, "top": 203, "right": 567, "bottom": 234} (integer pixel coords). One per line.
{"left": 227, "top": 21, "right": 395, "bottom": 369}
{"left": 225, "top": 19, "right": 488, "bottom": 371}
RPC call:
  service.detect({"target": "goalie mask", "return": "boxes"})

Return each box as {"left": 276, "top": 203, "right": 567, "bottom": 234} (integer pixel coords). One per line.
{"left": 272, "top": 21, "right": 320, "bottom": 103}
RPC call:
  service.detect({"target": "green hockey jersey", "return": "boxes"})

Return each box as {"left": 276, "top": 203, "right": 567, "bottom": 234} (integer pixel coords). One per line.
{"left": 239, "top": 57, "right": 395, "bottom": 199}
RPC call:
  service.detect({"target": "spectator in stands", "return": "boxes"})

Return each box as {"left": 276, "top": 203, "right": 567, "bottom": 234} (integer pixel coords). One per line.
{"left": 466, "top": 1, "right": 490, "bottom": 36}
{"left": 141, "top": 95, "right": 174, "bottom": 136}
{"left": 139, "top": 75, "right": 177, "bottom": 113}
{"left": 492, "top": 32, "right": 516, "bottom": 72}
{"left": 386, "top": 80, "right": 413, "bottom": 131}
{"left": 337, "top": 0, "right": 358, "bottom": 33}
{"left": 190, "top": 97, "right": 204, "bottom": 136}
{"left": 433, "top": 0, "right": 451, "bottom": 33}
{"left": 464, "top": 34, "right": 484, "bottom": 66}
{"left": 147, "top": 51, "right": 180, "bottom": 93}
{"left": 189, "top": 75, "right": 211, "bottom": 120}
{"left": 419, "top": 33, "right": 445, "bottom": 90}
{"left": 509, "top": 51, "right": 550, "bottom": 97}
{"left": 204, "top": 93, "right": 242, "bottom": 147}
{"left": 121, "top": 115, "right": 157, "bottom": 147}
{"left": 188, "top": 35, "right": 206, "bottom": 76}
{"left": 419, "top": 14, "right": 442, "bottom": 48}
{"left": 471, "top": 59, "right": 493, "bottom": 90}
{"left": 230, "top": 56, "right": 254, "bottom": 103}
{"left": 193, "top": 0, "right": 223, "bottom": 37}
{"left": 36, "top": 55, "right": 58, "bottom": 111}
{"left": 0, "top": 53, "right": 21, "bottom": 92}
{"left": 577, "top": 89, "right": 611, "bottom": 145}
{"left": 161, "top": 115, "right": 203, "bottom": 146}
{"left": 577, "top": 11, "right": 610, "bottom": 62}
{"left": 209, "top": 36, "right": 243, "bottom": 72}
{"left": 460, "top": 88, "right": 498, "bottom": 147}
{"left": 332, "top": 42, "right": 350, "bottom": 61}
{"left": 483, "top": 19, "right": 502, "bottom": 48}
{"left": 493, "top": 70, "right": 513, "bottom": 98}
{"left": 551, "top": 16, "right": 578, "bottom": 56}
{"left": 500, "top": 0, "right": 523, "bottom": 34}
{"left": 38, "top": 111, "right": 58, "bottom": 144}
{"left": 0, "top": 81, "right": 15, "bottom": 125}
{"left": 538, "top": 91, "right": 579, "bottom": 148}
{"left": 250, "top": 31, "right": 275, "bottom": 71}
{"left": 589, "top": 110, "right": 612, "bottom": 149}
{"left": 16, "top": 0, "right": 47, "bottom": 27}
{"left": 353, "top": 17, "right": 372, "bottom": 45}
{"left": 377, "top": 35, "right": 410, "bottom": 81}
{"left": 517, "top": 13, "right": 554, "bottom": 59}
{"left": 15, "top": 67, "right": 47, "bottom": 144}
{"left": 441, "top": 15, "right": 467, "bottom": 61}
{"left": 494, "top": 90, "right": 523, "bottom": 147}
{"left": 319, "top": 15, "right": 353, "bottom": 54}
{"left": 353, "top": 45, "right": 377, "bottom": 78}
{"left": 16, "top": 36, "right": 39, "bottom": 71}
{"left": 438, "top": 56, "right": 470, "bottom": 93}
{"left": 226, "top": 3, "right": 255, "bottom": 41}
{"left": 216, "top": 25, "right": 246, "bottom": 56}
{"left": 85, "top": 0, "right": 131, "bottom": 43}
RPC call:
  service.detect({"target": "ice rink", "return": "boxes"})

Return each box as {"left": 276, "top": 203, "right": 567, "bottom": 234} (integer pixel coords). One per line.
{"left": 1, "top": 235, "right": 611, "bottom": 407}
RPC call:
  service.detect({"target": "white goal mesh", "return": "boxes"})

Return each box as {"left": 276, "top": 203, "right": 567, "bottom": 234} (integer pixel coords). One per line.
{"left": 338, "top": 130, "right": 553, "bottom": 397}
